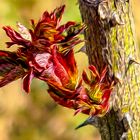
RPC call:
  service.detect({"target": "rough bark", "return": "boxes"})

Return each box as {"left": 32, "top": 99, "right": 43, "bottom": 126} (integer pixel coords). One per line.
{"left": 78, "top": 0, "right": 140, "bottom": 139}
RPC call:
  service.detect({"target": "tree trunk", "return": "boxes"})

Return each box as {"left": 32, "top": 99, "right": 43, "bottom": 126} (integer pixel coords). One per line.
{"left": 78, "top": 0, "right": 140, "bottom": 139}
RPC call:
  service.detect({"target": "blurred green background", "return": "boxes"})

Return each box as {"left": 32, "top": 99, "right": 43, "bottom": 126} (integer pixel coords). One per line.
{"left": 0, "top": 0, "right": 139, "bottom": 140}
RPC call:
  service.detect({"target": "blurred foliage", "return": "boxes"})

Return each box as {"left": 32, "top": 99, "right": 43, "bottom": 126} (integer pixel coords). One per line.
{"left": 0, "top": 0, "right": 139, "bottom": 140}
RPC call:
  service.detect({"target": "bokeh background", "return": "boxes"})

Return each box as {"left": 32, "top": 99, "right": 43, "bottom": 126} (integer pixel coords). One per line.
{"left": 0, "top": 0, "right": 139, "bottom": 140}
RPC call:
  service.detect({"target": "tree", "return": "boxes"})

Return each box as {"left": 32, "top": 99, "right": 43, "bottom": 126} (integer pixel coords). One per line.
{"left": 0, "top": 1, "right": 140, "bottom": 140}
{"left": 78, "top": 0, "right": 140, "bottom": 139}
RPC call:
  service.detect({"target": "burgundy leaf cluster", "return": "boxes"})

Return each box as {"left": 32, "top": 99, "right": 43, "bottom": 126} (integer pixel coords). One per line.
{"left": 0, "top": 5, "right": 114, "bottom": 117}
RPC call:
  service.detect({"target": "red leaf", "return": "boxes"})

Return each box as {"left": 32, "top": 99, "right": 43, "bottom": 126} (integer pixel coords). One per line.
{"left": 63, "top": 50, "right": 77, "bottom": 76}
{"left": 41, "top": 11, "right": 50, "bottom": 22}
{"left": 51, "top": 46, "right": 70, "bottom": 86}
{"left": 74, "top": 108, "right": 82, "bottom": 116}
{"left": 82, "top": 70, "right": 91, "bottom": 85}
{"left": 0, "top": 66, "right": 25, "bottom": 87}
{"left": 3, "top": 26, "right": 31, "bottom": 48}
{"left": 64, "top": 23, "right": 85, "bottom": 42}
{"left": 23, "top": 69, "right": 34, "bottom": 93}
{"left": 0, "top": 50, "right": 13, "bottom": 57}
{"left": 57, "top": 21, "right": 76, "bottom": 33}
{"left": 52, "top": 5, "right": 65, "bottom": 24}
{"left": 100, "top": 66, "right": 107, "bottom": 82}
{"left": 0, "top": 51, "right": 21, "bottom": 76}
{"left": 101, "top": 89, "right": 112, "bottom": 105}
{"left": 89, "top": 65, "right": 100, "bottom": 78}
{"left": 48, "top": 90, "right": 75, "bottom": 108}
